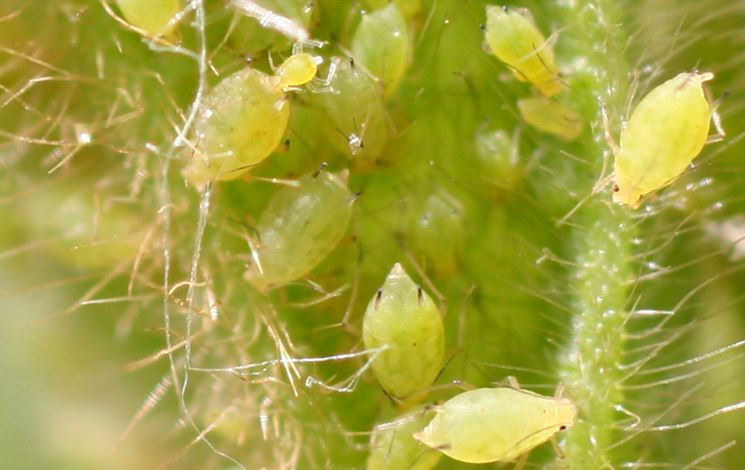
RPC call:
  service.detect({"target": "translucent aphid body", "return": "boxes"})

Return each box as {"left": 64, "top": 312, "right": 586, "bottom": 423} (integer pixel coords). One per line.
{"left": 115, "top": 0, "right": 182, "bottom": 41}
{"left": 362, "top": 264, "right": 445, "bottom": 399}
{"left": 484, "top": 6, "right": 563, "bottom": 97}
{"left": 367, "top": 410, "right": 442, "bottom": 470}
{"left": 415, "top": 387, "right": 576, "bottom": 464}
{"left": 366, "top": 0, "right": 422, "bottom": 19}
{"left": 352, "top": 4, "right": 410, "bottom": 97}
{"left": 246, "top": 170, "right": 352, "bottom": 290}
{"left": 183, "top": 53, "right": 318, "bottom": 188}
{"left": 518, "top": 96, "right": 583, "bottom": 141}
{"left": 410, "top": 193, "right": 464, "bottom": 278}
{"left": 313, "top": 56, "right": 389, "bottom": 165}
{"left": 613, "top": 72, "right": 715, "bottom": 208}
{"left": 474, "top": 128, "right": 522, "bottom": 190}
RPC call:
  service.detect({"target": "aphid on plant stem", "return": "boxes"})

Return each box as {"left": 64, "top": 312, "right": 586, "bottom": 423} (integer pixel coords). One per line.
{"left": 115, "top": 0, "right": 183, "bottom": 42}
{"left": 517, "top": 96, "right": 583, "bottom": 141}
{"left": 183, "top": 52, "right": 320, "bottom": 188}
{"left": 484, "top": 5, "right": 564, "bottom": 97}
{"left": 613, "top": 72, "right": 721, "bottom": 209}
{"left": 362, "top": 263, "right": 445, "bottom": 399}
{"left": 352, "top": 3, "right": 410, "bottom": 97}
{"left": 245, "top": 169, "right": 353, "bottom": 290}
{"left": 367, "top": 409, "right": 442, "bottom": 470}
{"left": 414, "top": 386, "right": 576, "bottom": 464}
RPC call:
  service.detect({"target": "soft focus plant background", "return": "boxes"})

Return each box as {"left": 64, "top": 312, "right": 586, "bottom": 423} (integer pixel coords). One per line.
{"left": 1, "top": 0, "right": 744, "bottom": 468}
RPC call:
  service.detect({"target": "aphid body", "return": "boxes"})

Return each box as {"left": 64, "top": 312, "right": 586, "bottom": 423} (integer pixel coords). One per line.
{"left": 313, "top": 56, "right": 389, "bottom": 165}
{"left": 183, "top": 53, "right": 318, "bottom": 188}
{"left": 484, "top": 6, "right": 563, "bottom": 97}
{"left": 352, "top": 3, "right": 410, "bottom": 97}
{"left": 414, "top": 387, "right": 576, "bottom": 464}
{"left": 367, "top": 410, "right": 442, "bottom": 470}
{"left": 115, "top": 0, "right": 183, "bottom": 41}
{"left": 613, "top": 72, "right": 715, "bottom": 208}
{"left": 518, "top": 96, "right": 583, "bottom": 141}
{"left": 362, "top": 264, "right": 445, "bottom": 399}
{"left": 245, "top": 170, "right": 352, "bottom": 290}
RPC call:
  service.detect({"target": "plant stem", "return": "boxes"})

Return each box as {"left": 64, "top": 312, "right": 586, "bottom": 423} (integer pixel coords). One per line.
{"left": 557, "top": 1, "right": 634, "bottom": 468}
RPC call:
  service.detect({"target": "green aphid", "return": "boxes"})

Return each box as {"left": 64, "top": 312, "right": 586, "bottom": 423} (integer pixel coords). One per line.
{"left": 474, "top": 128, "right": 523, "bottom": 190}
{"left": 484, "top": 5, "right": 563, "bottom": 97}
{"left": 409, "top": 193, "right": 464, "bottom": 278}
{"left": 517, "top": 96, "right": 583, "bottom": 141}
{"left": 367, "top": 409, "right": 442, "bottom": 470}
{"left": 414, "top": 387, "right": 576, "bottom": 464}
{"left": 613, "top": 72, "right": 717, "bottom": 208}
{"left": 362, "top": 264, "right": 445, "bottom": 399}
{"left": 183, "top": 53, "right": 318, "bottom": 189}
{"left": 352, "top": 3, "right": 410, "bottom": 97}
{"left": 245, "top": 169, "right": 353, "bottom": 290}
{"left": 365, "top": 0, "right": 422, "bottom": 19}
{"left": 115, "top": 0, "right": 183, "bottom": 42}
{"left": 312, "top": 56, "right": 389, "bottom": 166}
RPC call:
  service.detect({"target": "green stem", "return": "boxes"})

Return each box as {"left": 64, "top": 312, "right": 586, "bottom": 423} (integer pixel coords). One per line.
{"left": 558, "top": 1, "right": 634, "bottom": 468}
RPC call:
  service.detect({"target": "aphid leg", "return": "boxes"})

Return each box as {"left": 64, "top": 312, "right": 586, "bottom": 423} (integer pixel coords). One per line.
{"left": 554, "top": 382, "right": 566, "bottom": 398}
{"left": 705, "top": 87, "right": 727, "bottom": 144}
{"left": 307, "top": 59, "right": 338, "bottom": 94}
{"left": 600, "top": 103, "right": 620, "bottom": 154}
{"left": 507, "top": 375, "right": 521, "bottom": 390}
{"left": 550, "top": 435, "right": 566, "bottom": 459}
{"left": 513, "top": 450, "right": 530, "bottom": 470}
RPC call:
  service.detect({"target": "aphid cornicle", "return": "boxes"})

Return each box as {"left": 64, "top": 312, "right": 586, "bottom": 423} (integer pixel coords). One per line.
{"left": 484, "top": 5, "right": 563, "bottom": 97}
{"left": 115, "top": 0, "right": 183, "bottom": 41}
{"left": 362, "top": 264, "right": 445, "bottom": 399}
{"left": 245, "top": 169, "right": 353, "bottom": 290}
{"left": 613, "top": 72, "right": 717, "bottom": 208}
{"left": 183, "top": 53, "right": 318, "bottom": 189}
{"left": 414, "top": 387, "right": 576, "bottom": 464}
{"left": 351, "top": 3, "right": 410, "bottom": 97}
{"left": 518, "top": 96, "right": 583, "bottom": 141}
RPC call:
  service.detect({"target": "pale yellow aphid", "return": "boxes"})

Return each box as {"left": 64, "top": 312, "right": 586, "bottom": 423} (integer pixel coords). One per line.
{"left": 183, "top": 52, "right": 319, "bottom": 188}
{"left": 613, "top": 72, "right": 718, "bottom": 208}
{"left": 518, "top": 96, "right": 583, "bottom": 141}
{"left": 115, "top": 0, "right": 182, "bottom": 42}
{"left": 484, "top": 5, "right": 563, "bottom": 97}
{"left": 414, "top": 386, "right": 576, "bottom": 464}
{"left": 273, "top": 52, "right": 319, "bottom": 89}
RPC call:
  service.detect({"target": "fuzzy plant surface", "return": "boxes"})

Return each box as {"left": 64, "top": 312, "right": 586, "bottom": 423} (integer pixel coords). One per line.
{"left": 1, "top": 1, "right": 745, "bottom": 469}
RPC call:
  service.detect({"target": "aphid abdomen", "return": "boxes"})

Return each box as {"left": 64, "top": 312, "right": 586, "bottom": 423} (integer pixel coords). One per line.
{"left": 614, "top": 72, "right": 713, "bottom": 207}
{"left": 247, "top": 170, "right": 353, "bottom": 289}
{"left": 351, "top": 3, "right": 410, "bottom": 97}
{"left": 115, "top": 0, "right": 182, "bottom": 41}
{"left": 484, "top": 6, "right": 563, "bottom": 97}
{"left": 362, "top": 264, "right": 445, "bottom": 399}
{"left": 184, "top": 68, "right": 290, "bottom": 188}
{"left": 415, "top": 387, "right": 576, "bottom": 463}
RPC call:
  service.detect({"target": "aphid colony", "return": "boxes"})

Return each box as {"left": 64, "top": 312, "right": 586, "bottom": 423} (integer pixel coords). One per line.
{"left": 110, "top": 1, "right": 722, "bottom": 467}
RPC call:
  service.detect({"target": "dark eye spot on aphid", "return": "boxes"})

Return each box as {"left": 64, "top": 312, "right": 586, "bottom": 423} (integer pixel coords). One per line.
{"left": 374, "top": 288, "right": 383, "bottom": 308}
{"left": 417, "top": 286, "right": 424, "bottom": 304}
{"left": 559, "top": 425, "right": 567, "bottom": 431}
{"left": 612, "top": 184, "right": 619, "bottom": 192}
{"left": 479, "top": 24, "right": 485, "bottom": 31}
{"left": 349, "top": 57, "right": 355, "bottom": 68}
